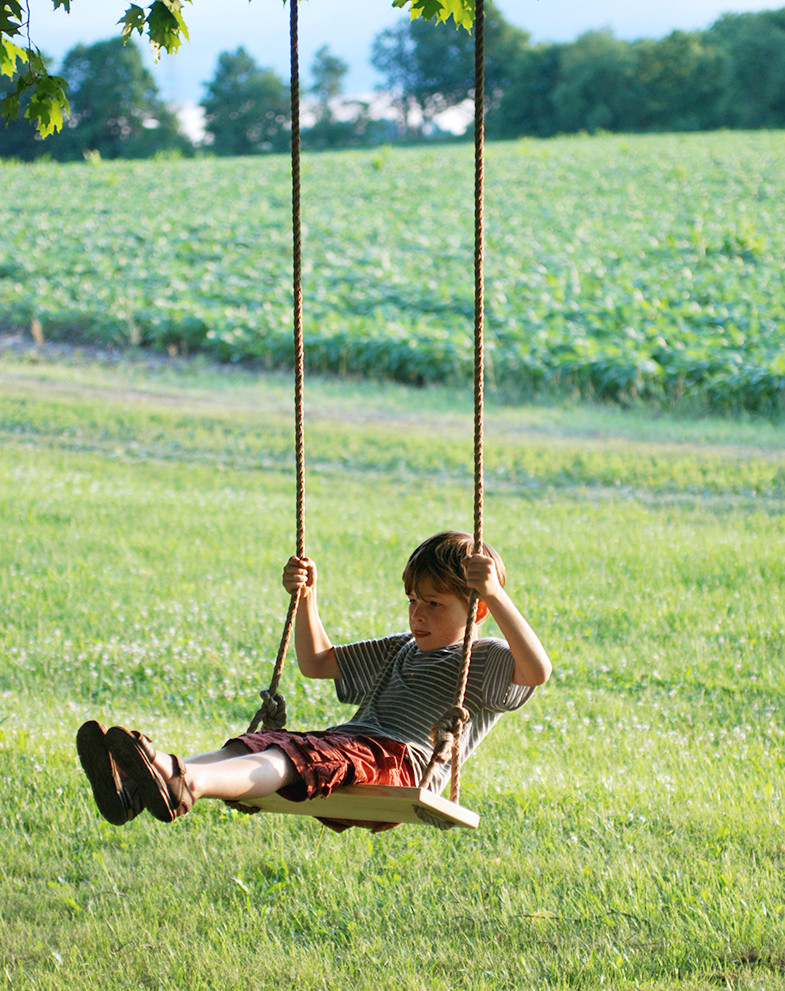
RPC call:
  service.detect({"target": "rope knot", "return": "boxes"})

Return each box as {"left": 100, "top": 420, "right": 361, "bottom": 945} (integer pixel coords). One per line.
{"left": 429, "top": 705, "right": 471, "bottom": 754}
{"left": 246, "top": 689, "right": 287, "bottom": 734}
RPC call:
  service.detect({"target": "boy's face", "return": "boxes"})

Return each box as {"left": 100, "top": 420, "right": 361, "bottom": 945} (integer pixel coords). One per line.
{"left": 406, "top": 579, "right": 469, "bottom": 652}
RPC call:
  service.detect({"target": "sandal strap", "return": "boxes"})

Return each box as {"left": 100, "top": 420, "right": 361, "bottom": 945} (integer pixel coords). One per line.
{"left": 128, "top": 730, "right": 157, "bottom": 762}
{"left": 165, "top": 755, "right": 195, "bottom": 817}
{"left": 109, "top": 726, "right": 194, "bottom": 821}
{"left": 126, "top": 731, "right": 192, "bottom": 815}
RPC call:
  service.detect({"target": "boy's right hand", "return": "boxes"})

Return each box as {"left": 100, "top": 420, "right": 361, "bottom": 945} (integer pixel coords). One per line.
{"left": 282, "top": 555, "right": 317, "bottom": 596}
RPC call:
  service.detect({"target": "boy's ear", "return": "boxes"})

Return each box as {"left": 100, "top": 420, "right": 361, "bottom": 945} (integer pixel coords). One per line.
{"left": 475, "top": 599, "right": 489, "bottom": 623}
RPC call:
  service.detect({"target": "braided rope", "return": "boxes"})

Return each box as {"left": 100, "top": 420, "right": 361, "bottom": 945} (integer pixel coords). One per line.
{"left": 418, "top": 0, "right": 486, "bottom": 809}
{"left": 247, "top": 0, "right": 304, "bottom": 735}
{"left": 290, "top": 0, "right": 305, "bottom": 561}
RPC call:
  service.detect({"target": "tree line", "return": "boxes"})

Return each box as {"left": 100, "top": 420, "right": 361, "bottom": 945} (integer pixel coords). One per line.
{"left": 3, "top": 3, "right": 785, "bottom": 160}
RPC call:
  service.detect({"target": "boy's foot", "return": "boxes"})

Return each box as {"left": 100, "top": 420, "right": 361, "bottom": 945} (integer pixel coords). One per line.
{"left": 105, "top": 726, "right": 195, "bottom": 823}
{"left": 76, "top": 720, "right": 143, "bottom": 826}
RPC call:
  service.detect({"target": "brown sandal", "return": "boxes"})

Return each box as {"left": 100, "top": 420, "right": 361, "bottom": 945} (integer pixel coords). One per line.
{"left": 105, "top": 726, "right": 195, "bottom": 823}
{"left": 76, "top": 720, "right": 143, "bottom": 826}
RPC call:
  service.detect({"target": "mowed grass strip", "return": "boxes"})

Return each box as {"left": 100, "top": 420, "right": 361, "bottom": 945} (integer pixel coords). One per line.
{"left": 1, "top": 356, "right": 783, "bottom": 497}
{"left": 0, "top": 353, "right": 783, "bottom": 990}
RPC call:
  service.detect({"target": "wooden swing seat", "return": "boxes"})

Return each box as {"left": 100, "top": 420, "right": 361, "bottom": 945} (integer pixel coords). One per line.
{"left": 243, "top": 783, "right": 479, "bottom": 829}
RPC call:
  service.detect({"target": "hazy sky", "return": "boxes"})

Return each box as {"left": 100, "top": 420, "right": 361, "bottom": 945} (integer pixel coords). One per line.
{"left": 28, "top": 0, "right": 785, "bottom": 105}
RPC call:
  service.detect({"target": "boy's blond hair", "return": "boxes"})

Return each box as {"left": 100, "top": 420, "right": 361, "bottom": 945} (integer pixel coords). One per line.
{"left": 402, "top": 530, "right": 506, "bottom": 602}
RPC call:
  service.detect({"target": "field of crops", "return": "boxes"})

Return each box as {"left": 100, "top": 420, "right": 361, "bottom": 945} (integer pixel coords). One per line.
{"left": 3, "top": 131, "right": 785, "bottom": 413}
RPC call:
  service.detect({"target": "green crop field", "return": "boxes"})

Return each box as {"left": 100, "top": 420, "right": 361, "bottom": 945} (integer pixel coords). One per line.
{"left": 0, "top": 340, "right": 783, "bottom": 989}
{"left": 2, "top": 130, "right": 785, "bottom": 414}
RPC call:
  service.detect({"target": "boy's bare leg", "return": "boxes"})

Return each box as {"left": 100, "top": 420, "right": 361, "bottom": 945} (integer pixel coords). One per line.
{"left": 147, "top": 744, "right": 300, "bottom": 804}
{"left": 185, "top": 740, "right": 254, "bottom": 765}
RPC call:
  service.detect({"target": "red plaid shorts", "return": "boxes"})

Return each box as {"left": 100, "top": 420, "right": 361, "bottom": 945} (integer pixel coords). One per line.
{"left": 229, "top": 729, "right": 417, "bottom": 833}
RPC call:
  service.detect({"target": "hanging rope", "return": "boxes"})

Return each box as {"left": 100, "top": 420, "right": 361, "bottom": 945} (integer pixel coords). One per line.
{"left": 247, "top": 0, "right": 304, "bottom": 735}
{"left": 418, "top": 0, "right": 486, "bottom": 808}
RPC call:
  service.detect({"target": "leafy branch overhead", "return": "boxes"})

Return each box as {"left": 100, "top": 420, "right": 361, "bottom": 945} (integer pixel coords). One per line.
{"left": 393, "top": 0, "right": 475, "bottom": 30}
{"left": 0, "top": 0, "right": 474, "bottom": 137}
{"left": 1, "top": 0, "right": 70, "bottom": 136}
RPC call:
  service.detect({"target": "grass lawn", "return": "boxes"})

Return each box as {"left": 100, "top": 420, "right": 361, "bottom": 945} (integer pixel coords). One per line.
{"left": 0, "top": 344, "right": 783, "bottom": 990}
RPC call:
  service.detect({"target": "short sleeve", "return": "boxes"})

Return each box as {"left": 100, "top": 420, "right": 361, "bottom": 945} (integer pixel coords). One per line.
{"left": 475, "top": 639, "right": 537, "bottom": 712}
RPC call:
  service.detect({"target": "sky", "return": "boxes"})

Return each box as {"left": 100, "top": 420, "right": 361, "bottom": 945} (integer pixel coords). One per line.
{"left": 27, "top": 0, "right": 785, "bottom": 106}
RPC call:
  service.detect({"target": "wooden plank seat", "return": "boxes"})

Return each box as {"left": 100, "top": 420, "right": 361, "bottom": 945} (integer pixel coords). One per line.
{"left": 244, "top": 784, "right": 479, "bottom": 829}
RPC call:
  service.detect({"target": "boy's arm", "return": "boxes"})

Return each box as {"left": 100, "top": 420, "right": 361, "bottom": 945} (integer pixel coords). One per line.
{"left": 282, "top": 556, "right": 340, "bottom": 679}
{"left": 463, "top": 554, "right": 552, "bottom": 686}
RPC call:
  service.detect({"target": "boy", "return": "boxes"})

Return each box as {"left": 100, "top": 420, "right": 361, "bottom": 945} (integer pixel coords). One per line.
{"left": 77, "top": 531, "right": 551, "bottom": 830}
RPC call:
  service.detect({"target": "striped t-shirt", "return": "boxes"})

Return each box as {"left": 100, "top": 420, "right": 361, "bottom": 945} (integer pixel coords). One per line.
{"left": 329, "top": 633, "right": 536, "bottom": 793}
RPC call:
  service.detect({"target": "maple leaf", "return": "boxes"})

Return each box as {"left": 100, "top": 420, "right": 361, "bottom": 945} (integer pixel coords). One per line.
{"left": 146, "top": 0, "right": 190, "bottom": 59}
{"left": 0, "top": 2, "right": 23, "bottom": 37}
{"left": 119, "top": 4, "right": 146, "bottom": 39}
{"left": 24, "top": 72, "right": 69, "bottom": 136}
{"left": 0, "top": 36, "right": 26, "bottom": 78}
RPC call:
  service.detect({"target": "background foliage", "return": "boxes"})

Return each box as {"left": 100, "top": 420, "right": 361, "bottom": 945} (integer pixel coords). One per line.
{"left": 2, "top": 132, "right": 784, "bottom": 415}
{"left": 0, "top": 0, "right": 468, "bottom": 139}
{"left": 201, "top": 46, "right": 289, "bottom": 156}
{"left": 3, "top": 3, "right": 785, "bottom": 154}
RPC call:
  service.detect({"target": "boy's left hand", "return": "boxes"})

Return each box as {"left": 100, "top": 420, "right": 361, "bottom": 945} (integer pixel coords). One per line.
{"left": 462, "top": 553, "right": 504, "bottom": 601}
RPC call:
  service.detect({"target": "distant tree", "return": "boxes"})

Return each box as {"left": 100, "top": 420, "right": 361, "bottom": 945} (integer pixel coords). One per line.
{"left": 371, "top": 0, "right": 529, "bottom": 136}
{"left": 0, "top": 111, "right": 43, "bottom": 159}
{"left": 2, "top": 1, "right": 474, "bottom": 139}
{"left": 0, "top": 60, "right": 51, "bottom": 158}
{"left": 50, "top": 37, "right": 188, "bottom": 159}
{"left": 201, "top": 48, "right": 289, "bottom": 155}
{"left": 486, "top": 43, "right": 562, "bottom": 138}
{"left": 707, "top": 10, "right": 785, "bottom": 127}
{"left": 311, "top": 44, "right": 348, "bottom": 116}
{"left": 551, "top": 29, "right": 644, "bottom": 133}
{"left": 633, "top": 31, "right": 725, "bottom": 131}
{"left": 370, "top": 21, "right": 418, "bottom": 135}
{"left": 305, "top": 44, "right": 357, "bottom": 148}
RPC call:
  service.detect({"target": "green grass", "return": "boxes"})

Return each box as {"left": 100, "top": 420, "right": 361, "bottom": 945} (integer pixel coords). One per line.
{"left": 1, "top": 347, "right": 784, "bottom": 990}
{"left": 3, "top": 131, "right": 785, "bottom": 411}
